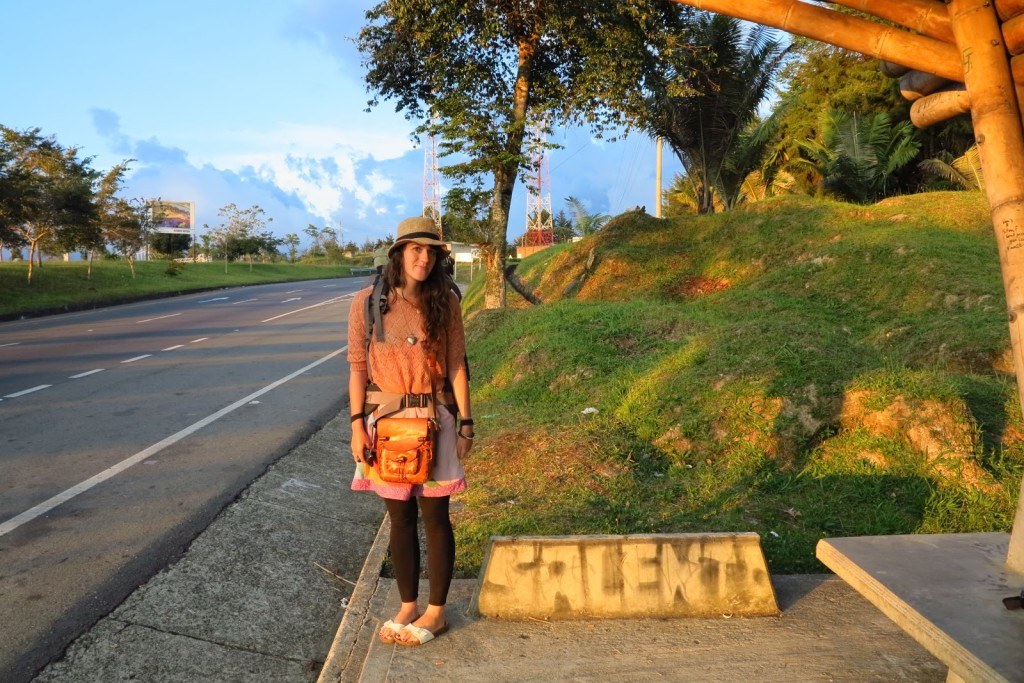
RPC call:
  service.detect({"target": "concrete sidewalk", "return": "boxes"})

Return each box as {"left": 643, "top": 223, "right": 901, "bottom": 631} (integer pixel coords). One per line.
{"left": 33, "top": 412, "right": 379, "bottom": 683}
{"left": 327, "top": 571, "right": 947, "bottom": 682}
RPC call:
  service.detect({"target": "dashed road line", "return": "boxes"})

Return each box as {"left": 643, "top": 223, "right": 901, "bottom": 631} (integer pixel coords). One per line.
{"left": 137, "top": 313, "right": 182, "bottom": 324}
{"left": 121, "top": 355, "right": 152, "bottom": 364}
{"left": 0, "top": 342, "right": 21, "bottom": 348}
{"left": 162, "top": 344, "right": 184, "bottom": 351}
{"left": 285, "top": 289, "right": 303, "bottom": 294}
{"left": 198, "top": 297, "right": 229, "bottom": 303}
{"left": 70, "top": 369, "right": 105, "bottom": 379}
{"left": 232, "top": 298, "right": 259, "bottom": 305}
{"left": 0, "top": 346, "right": 348, "bottom": 537}
{"left": 4, "top": 385, "right": 52, "bottom": 398}
{"left": 282, "top": 297, "right": 302, "bottom": 303}
{"left": 261, "top": 296, "right": 347, "bottom": 323}
{"left": 190, "top": 337, "right": 209, "bottom": 344}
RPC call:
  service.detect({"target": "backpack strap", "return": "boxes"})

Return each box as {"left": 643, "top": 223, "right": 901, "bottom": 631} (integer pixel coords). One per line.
{"left": 364, "top": 274, "right": 389, "bottom": 385}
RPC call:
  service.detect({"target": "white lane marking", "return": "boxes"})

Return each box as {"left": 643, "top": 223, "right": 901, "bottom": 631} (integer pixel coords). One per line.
{"left": 198, "top": 297, "right": 229, "bottom": 303}
{"left": 0, "top": 342, "right": 21, "bottom": 348}
{"left": 285, "top": 289, "right": 303, "bottom": 294}
{"left": 0, "top": 346, "right": 347, "bottom": 538}
{"left": 121, "top": 355, "right": 152, "bottom": 364}
{"left": 261, "top": 296, "right": 347, "bottom": 323}
{"left": 137, "top": 313, "right": 182, "bottom": 324}
{"left": 282, "top": 297, "right": 302, "bottom": 303}
{"left": 4, "top": 385, "right": 52, "bottom": 398}
{"left": 190, "top": 337, "right": 209, "bottom": 344}
{"left": 70, "top": 369, "right": 105, "bottom": 379}
{"left": 322, "top": 284, "right": 337, "bottom": 288}
{"left": 232, "top": 298, "right": 259, "bottom": 305}
{"left": 162, "top": 344, "right": 184, "bottom": 351}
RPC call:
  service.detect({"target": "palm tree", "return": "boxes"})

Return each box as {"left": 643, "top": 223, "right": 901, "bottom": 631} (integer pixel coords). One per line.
{"left": 564, "top": 196, "right": 610, "bottom": 236}
{"left": 796, "top": 110, "right": 921, "bottom": 203}
{"left": 919, "top": 144, "right": 984, "bottom": 191}
{"left": 645, "top": 15, "right": 789, "bottom": 213}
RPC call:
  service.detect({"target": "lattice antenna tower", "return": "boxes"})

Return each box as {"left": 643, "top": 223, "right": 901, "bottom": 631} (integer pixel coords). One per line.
{"left": 422, "top": 120, "right": 443, "bottom": 238}
{"left": 523, "top": 120, "right": 554, "bottom": 247}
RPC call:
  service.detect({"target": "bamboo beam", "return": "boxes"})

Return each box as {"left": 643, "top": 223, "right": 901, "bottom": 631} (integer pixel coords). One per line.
{"left": 900, "top": 69, "right": 953, "bottom": 100}
{"left": 669, "top": 0, "right": 963, "bottom": 81}
{"left": 827, "top": 0, "right": 954, "bottom": 44}
{"left": 995, "top": 0, "right": 1024, "bottom": 22}
{"left": 881, "top": 60, "right": 912, "bottom": 77}
{"left": 949, "top": 0, "right": 1024, "bottom": 571}
{"left": 1005, "top": 13, "right": 1024, "bottom": 55}
{"left": 909, "top": 86, "right": 971, "bottom": 127}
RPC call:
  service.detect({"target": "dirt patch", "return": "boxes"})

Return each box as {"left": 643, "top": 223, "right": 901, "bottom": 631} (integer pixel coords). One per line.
{"left": 839, "top": 389, "right": 999, "bottom": 492}
{"left": 671, "top": 275, "right": 731, "bottom": 299}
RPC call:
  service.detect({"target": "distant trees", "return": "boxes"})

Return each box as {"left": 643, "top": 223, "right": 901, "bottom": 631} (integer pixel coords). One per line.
{"left": 204, "top": 203, "right": 277, "bottom": 272}
{"left": 0, "top": 126, "right": 102, "bottom": 283}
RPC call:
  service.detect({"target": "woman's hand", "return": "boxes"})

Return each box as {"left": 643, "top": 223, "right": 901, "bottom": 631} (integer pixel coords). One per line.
{"left": 351, "top": 421, "right": 371, "bottom": 464}
{"left": 456, "top": 429, "right": 474, "bottom": 460}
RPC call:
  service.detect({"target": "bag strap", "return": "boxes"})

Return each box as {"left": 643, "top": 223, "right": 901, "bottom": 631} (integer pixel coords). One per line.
{"left": 363, "top": 275, "right": 388, "bottom": 386}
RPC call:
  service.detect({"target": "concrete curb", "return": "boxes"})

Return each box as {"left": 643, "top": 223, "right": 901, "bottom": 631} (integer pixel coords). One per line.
{"left": 317, "top": 516, "right": 391, "bottom": 683}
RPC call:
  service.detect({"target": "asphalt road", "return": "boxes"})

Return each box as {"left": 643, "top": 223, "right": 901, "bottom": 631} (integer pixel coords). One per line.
{"left": 0, "top": 277, "right": 367, "bottom": 683}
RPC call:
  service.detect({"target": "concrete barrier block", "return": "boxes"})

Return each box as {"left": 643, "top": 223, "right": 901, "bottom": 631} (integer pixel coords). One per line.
{"left": 470, "top": 532, "right": 779, "bottom": 619}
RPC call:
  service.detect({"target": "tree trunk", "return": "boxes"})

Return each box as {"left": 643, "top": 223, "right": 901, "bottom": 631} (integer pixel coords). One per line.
{"left": 128, "top": 254, "right": 136, "bottom": 278}
{"left": 27, "top": 241, "right": 36, "bottom": 284}
{"left": 87, "top": 250, "right": 93, "bottom": 280}
{"left": 485, "top": 165, "right": 515, "bottom": 309}
{"left": 483, "top": 31, "right": 538, "bottom": 309}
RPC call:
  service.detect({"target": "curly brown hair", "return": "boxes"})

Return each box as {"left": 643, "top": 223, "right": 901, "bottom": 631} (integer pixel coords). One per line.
{"left": 384, "top": 244, "right": 452, "bottom": 353}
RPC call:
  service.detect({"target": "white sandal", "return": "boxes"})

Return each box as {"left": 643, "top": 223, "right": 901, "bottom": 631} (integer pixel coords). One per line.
{"left": 397, "top": 621, "right": 449, "bottom": 646}
{"left": 378, "top": 619, "right": 410, "bottom": 644}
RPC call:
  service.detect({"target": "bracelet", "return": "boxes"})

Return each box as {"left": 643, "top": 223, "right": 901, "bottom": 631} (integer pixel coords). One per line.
{"left": 460, "top": 418, "right": 474, "bottom": 427}
{"left": 458, "top": 432, "right": 475, "bottom": 440}
{"left": 350, "top": 412, "right": 365, "bottom": 422}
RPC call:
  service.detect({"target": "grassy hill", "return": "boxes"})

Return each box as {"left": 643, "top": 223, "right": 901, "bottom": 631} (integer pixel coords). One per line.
{"left": 455, "top": 192, "right": 1023, "bottom": 575}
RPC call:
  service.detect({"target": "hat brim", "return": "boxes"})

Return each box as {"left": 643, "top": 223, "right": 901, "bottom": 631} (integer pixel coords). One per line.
{"left": 388, "top": 236, "right": 448, "bottom": 256}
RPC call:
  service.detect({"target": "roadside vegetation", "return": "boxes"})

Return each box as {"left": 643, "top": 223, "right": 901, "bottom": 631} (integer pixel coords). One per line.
{"left": 0, "top": 260, "right": 367, "bottom": 319}
{"left": 454, "top": 191, "right": 1023, "bottom": 575}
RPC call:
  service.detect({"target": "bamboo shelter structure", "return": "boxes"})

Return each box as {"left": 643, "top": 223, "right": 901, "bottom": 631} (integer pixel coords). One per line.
{"left": 670, "top": 1, "right": 1024, "bottom": 680}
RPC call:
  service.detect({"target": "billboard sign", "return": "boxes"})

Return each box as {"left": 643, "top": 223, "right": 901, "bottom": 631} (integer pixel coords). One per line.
{"left": 150, "top": 200, "right": 195, "bottom": 235}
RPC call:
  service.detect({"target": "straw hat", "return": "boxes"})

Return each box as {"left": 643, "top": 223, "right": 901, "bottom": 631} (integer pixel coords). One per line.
{"left": 387, "top": 216, "right": 447, "bottom": 257}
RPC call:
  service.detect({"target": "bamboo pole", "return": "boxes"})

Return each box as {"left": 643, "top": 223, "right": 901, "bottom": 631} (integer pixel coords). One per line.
{"left": 827, "top": 0, "right": 954, "bottom": 44}
{"left": 669, "top": 0, "right": 963, "bottom": 81}
{"left": 949, "top": 0, "right": 1024, "bottom": 572}
{"left": 1004, "top": 13, "right": 1024, "bottom": 55}
{"left": 909, "top": 86, "right": 971, "bottom": 127}
{"left": 881, "top": 60, "right": 912, "bottom": 77}
{"left": 995, "top": 0, "right": 1024, "bottom": 22}
{"left": 899, "top": 69, "right": 953, "bottom": 100}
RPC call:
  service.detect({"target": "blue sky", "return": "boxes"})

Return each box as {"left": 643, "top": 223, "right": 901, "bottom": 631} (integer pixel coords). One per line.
{"left": 0, "top": 0, "right": 680, "bottom": 248}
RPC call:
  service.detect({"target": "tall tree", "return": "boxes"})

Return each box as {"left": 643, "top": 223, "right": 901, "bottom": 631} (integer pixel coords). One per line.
{"left": 638, "top": 14, "right": 788, "bottom": 214}
{"left": 564, "top": 196, "right": 610, "bottom": 236}
{"left": 0, "top": 127, "right": 97, "bottom": 283}
{"left": 357, "top": 0, "right": 694, "bottom": 308}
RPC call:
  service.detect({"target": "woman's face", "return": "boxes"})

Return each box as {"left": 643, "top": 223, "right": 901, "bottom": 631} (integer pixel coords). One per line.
{"left": 401, "top": 242, "right": 437, "bottom": 283}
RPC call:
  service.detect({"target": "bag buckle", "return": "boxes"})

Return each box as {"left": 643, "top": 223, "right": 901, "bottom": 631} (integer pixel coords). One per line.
{"left": 404, "top": 393, "right": 428, "bottom": 409}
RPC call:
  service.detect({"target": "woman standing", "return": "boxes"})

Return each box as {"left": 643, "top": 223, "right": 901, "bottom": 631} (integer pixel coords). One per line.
{"left": 347, "top": 216, "right": 473, "bottom": 647}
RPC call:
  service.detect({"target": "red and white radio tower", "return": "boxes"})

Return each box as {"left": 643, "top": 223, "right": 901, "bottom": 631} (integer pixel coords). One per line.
{"left": 423, "top": 129, "right": 443, "bottom": 238}
{"left": 522, "top": 121, "right": 554, "bottom": 247}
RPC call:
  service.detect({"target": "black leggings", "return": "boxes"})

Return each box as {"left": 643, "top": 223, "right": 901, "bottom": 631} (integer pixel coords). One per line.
{"left": 384, "top": 496, "right": 455, "bottom": 606}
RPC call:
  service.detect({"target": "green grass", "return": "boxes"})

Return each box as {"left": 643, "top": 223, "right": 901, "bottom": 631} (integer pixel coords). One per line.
{"left": 0, "top": 259, "right": 366, "bottom": 318}
{"left": 455, "top": 191, "right": 1023, "bottom": 575}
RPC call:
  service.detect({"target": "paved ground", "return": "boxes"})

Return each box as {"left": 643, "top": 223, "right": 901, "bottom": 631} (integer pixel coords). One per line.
{"left": 31, "top": 410, "right": 949, "bottom": 683}
{"left": 33, "top": 412, "right": 379, "bottom": 683}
